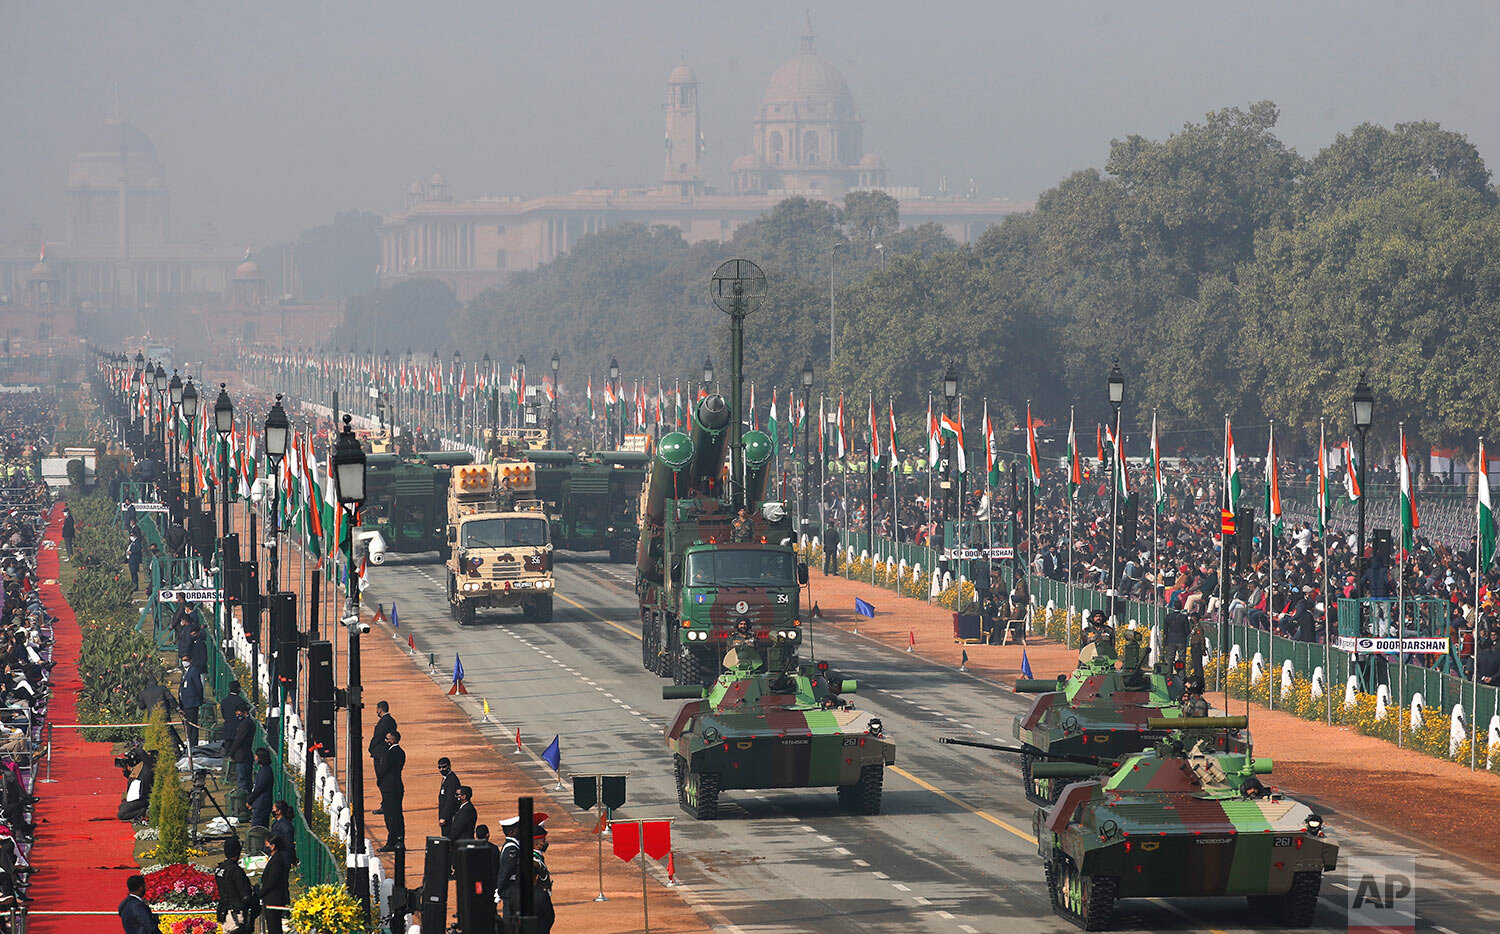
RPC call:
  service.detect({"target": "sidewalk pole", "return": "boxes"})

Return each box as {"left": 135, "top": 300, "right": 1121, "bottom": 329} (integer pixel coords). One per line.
{"left": 594, "top": 806, "right": 608, "bottom": 902}
{"left": 41, "top": 722, "right": 56, "bottom": 783}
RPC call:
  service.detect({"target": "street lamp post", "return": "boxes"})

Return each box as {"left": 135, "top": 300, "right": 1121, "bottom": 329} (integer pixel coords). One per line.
{"left": 152, "top": 362, "right": 167, "bottom": 467}
{"left": 518, "top": 353, "right": 528, "bottom": 435}
{"left": 214, "top": 384, "right": 234, "bottom": 539}
{"left": 607, "top": 355, "right": 620, "bottom": 450}
{"left": 1107, "top": 361, "right": 1125, "bottom": 610}
{"left": 331, "top": 415, "right": 371, "bottom": 919}
{"left": 182, "top": 379, "right": 200, "bottom": 531}
{"left": 1353, "top": 373, "right": 1374, "bottom": 595}
{"left": 482, "top": 351, "right": 493, "bottom": 445}
{"left": 133, "top": 351, "right": 145, "bottom": 446}
{"left": 264, "top": 395, "right": 289, "bottom": 594}
{"left": 942, "top": 364, "right": 958, "bottom": 526}
{"left": 169, "top": 371, "right": 183, "bottom": 514}
{"left": 452, "top": 349, "right": 462, "bottom": 442}
{"left": 550, "top": 349, "right": 561, "bottom": 449}
{"left": 800, "top": 359, "right": 814, "bottom": 536}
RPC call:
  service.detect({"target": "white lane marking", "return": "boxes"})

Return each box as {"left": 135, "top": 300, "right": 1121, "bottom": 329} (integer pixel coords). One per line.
{"left": 913, "top": 896, "right": 930, "bottom": 905}
{"left": 834, "top": 847, "right": 851, "bottom": 856}
{"left": 937, "top": 911, "right": 954, "bottom": 920}
{"left": 960, "top": 926, "right": 979, "bottom": 934}
{"left": 976, "top": 730, "right": 991, "bottom": 736}
{"left": 800, "top": 826, "right": 816, "bottom": 833}
{"left": 892, "top": 883, "right": 910, "bottom": 892}
{"left": 852, "top": 859, "right": 869, "bottom": 867}
{"left": 873, "top": 872, "right": 888, "bottom": 879}
{"left": 784, "top": 816, "right": 800, "bottom": 822}
{"left": 816, "top": 835, "right": 833, "bottom": 843}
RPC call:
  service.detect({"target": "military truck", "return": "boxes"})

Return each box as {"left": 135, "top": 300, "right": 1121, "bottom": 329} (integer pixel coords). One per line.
{"left": 531, "top": 450, "right": 648, "bottom": 562}
{"left": 662, "top": 642, "right": 894, "bottom": 819}
{"left": 445, "top": 454, "right": 554, "bottom": 625}
{"left": 1033, "top": 718, "right": 1336, "bottom": 930}
{"left": 637, "top": 394, "right": 807, "bottom": 685}
{"left": 363, "top": 450, "right": 474, "bottom": 558}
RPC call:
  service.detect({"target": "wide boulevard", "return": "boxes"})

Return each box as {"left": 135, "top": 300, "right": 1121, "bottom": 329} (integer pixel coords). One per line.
{"left": 366, "top": 553, "right": 1500, "bottom": 933}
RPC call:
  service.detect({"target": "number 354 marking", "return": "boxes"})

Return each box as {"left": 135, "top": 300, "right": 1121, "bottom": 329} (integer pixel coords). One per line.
{"left": 775, "top": 593, "right": 790, "bottom": 604}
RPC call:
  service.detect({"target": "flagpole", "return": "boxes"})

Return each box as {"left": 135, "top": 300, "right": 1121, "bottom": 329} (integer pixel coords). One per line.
{"left": 1219, "top": 415, "right": 1229, "bottom": 703}
{"left": 927, "top": 393, "right": 935, "bottom": 604}
{"left": 1474, "top": 439, "right": 1484, "bottom": 771}
{"left": 1321, "top": 418, "right": 1332, "bottom": 725}
{"left": 868, "top": 391, "right": 876, "bottom": 584}
{"left": 890, "top": 396, "right": 898, "bottom": 580}
{"left": 1152, "top": 410, "right": 1160, "bottom": 644}
{"left": 1268, "top": 419, "right": 1276, "bottom": 712}
{"left": 1396, "top": 421, "right": 1405, "bottom": 747}
{"left": 1026, "top": 399, "right": 1034, "bottom": 607}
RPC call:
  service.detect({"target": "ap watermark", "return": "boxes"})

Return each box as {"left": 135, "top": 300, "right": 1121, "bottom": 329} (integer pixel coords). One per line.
{"left": 1348, "top": 855, "right": 1416, "bottom": 933}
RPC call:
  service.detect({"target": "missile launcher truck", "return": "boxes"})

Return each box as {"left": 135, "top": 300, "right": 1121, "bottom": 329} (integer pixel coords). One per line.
{"left": 637, "top": 394, "right": 808, "bottom": 686}
{"left": 445, "top": 449, "right": 555, "bottom": 625}
{"left": 363, "top": 450, "right": 474, "bottom": 558}
{"left": 530, "top": 449, "right": 649, "bottom": 562}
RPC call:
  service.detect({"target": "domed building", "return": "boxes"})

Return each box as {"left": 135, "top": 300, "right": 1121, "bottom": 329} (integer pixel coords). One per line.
{"left": 378, "top": 20, "right": 1027, "bottom": 299}
{"left": 731, "top": 17, "right": 884, "bottom": 196}
{"left": 0, "top": 116, "right": 250, "bottom": 314}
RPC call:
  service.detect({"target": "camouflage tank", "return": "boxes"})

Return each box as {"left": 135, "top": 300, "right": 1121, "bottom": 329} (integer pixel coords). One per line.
{"left": 1033, "top": 717, "right": 1336, "bottom": 930}
{"left": 1010, "top": 627, "right": 1246, "bottom": 805}
{"left": 662, "top": 642, "right": 895, "bottom": 819}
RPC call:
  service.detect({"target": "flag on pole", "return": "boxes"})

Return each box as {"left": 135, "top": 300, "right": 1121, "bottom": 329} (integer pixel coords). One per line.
{"left": 927, "top": 396, "right": 940, "bottom": 468}
{"left": 835, "top": 393, "right": 847, "bottom": 460}
{"left": 448, "top": 654, "right": 468, "bottom": 695}
{"left": 768, "top": 389, "right": 779, "bottom": 453}
{"left": 541, "top": 735, "right": 562, "bottom": 772}
{"left": 984, "top": 401, "right": 999, "bottom": 488}
{"left": 1026, "top": 403, "right": 1041, "bottom": 490}
{"left": 1151, "top": 412, "right": 1165, "bottom": 515}
{"left": 1021, "top": 650, "right": 1033, "bottom": 679}
{"left": 1096, "top": 423, "right": 1105, "bottom": 463}
{"left": 1399, "top": 427, "right": 1418, "bottom": 557}
{"left": 868, "top": 395, "right": 880, "bottom": 464}
{"left": 390, "top": 602, "right": 399, "bottom": 630}
{"left": 1223, "top": 418, "right": 1241, "bottom": 507}
{"left": 887, "top": 398, "right": 899, "bottom": 470}
{"left": 1342, "top": 439, "right": 1362, "bottom": 503}
{"left": 940, "top": 410, "right": 966, "bottom": 474}
{"left": 1265, "top": 422, "right": 1282, "bottom": 535}
{"left": 1066, "top": 408, "right": 1081, "bottom": 502}
{"left": 587, "top": 374, "right": 595, "bottom": 418}
{"left": 1480, "top": 440, "right": 1496, "bottom": 573}
{"left": 1114, "top": 418, "right": 1129, "bottom": 497}
{"left": 854, "top": 597, "right": 875, "bottom": 618}
{"left": 1317, "top": 421, "right": 1331, "bottom": 536}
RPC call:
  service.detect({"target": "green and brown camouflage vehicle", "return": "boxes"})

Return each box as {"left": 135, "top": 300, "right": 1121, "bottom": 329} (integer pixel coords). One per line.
{"left": 662, "top": 643, "right": 894, "bottom": 819}
{"left": 638, "top": 394, "right": 807, "bottom": 685}
{"left": 1034, "top": 718, "right": 1336, "bottom": 930}
{"left": 1011, "top": 629, "right": 1245, "bottom": 805}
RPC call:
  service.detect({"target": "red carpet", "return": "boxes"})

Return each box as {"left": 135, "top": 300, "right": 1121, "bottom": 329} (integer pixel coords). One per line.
{"left": 26, "top": 503, "right": 141, "bottom": 927}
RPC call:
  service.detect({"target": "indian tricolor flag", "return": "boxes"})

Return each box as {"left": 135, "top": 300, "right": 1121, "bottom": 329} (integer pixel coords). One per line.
{"left": 1317, "top": 422, "right": 1331, "bottom": 536}
{"left": 835, "top": 393, "right": 847, "bottom": 460}
{"left": 1265, "top": 421, "right": 1282, "bottom": 535}
{"left": 984, "top": 401, "right": 998, "bottom": 488}
{"left": 1026, "top": 403, "right": 1041, "bottom": 491}
{"left": 1479, "top": 440, "right": 1495, "bottom": 573}
{"left": 887, "top": 398, "right": 899, "bottom": 471}
{"left": 1399, "top": 427, "right": 1418, "bottom": 556}
{"left": 1223, "top": 417, "right": 1240, "bottom": 507}
{"left": 1150, "top": 412, "right": 1165, "bottom": 515}
{"left": 1066, "top": 407, "right": 1081, "bottom": 502}
{"left": 1342, "top": 439, "right": 1362, "bottom": 503}
{"left": 940, "top": 407, "right": 966, "bottom": 475}
{"left": 927, "top": 396, "right": 940, "bottom": 468}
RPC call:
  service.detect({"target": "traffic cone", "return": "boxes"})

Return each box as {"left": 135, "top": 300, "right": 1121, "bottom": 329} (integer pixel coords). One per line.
{"left": 666, "top": 850, "right": 678, "bottom": 886}
{"left": 907, "top": 630, "right": 916, "bottom": 653}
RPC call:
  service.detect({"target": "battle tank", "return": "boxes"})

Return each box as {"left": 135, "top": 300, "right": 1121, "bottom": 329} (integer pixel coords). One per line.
{"left": 1030, "top": 717, "right": 1336, "bottom": 930}
{"left": 662, "top": 641, "right": 894, "bottom": 819}
{"left": 1009, "top": 627, "right": 1245, "bottom": 805}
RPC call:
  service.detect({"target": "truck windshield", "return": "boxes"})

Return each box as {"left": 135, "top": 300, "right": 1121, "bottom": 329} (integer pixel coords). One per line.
{"left": 685, "top": 550, "right": 795, "bottom": 587}
{"left": 461, "top": 517, "right": 548, "bottom": 548}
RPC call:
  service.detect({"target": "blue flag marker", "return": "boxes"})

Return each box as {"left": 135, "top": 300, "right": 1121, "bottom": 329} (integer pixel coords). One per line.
{"left": 854, "top": 597, "right": 875, "bottom": 618}
{"left": 542, "top": 735, "right": 561, "bottom": 772}
{"left": 1020, "top": 649, "right": 1033, "bottom": 679}
{"left": 453, "top": 654, "right": 465, "bottom": 682}
{"left": 390, "top": 601, "right": 399, "bottom": 630}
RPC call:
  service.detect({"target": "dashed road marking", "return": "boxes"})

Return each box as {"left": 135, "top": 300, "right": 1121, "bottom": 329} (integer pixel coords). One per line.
{"left": 892, "top": 883, "right": 910, "bottom": 892}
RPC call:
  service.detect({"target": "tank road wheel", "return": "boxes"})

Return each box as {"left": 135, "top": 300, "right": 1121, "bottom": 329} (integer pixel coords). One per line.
{"left": 456, "top": 600, "right": 476, "bottom": 627}
{"left": 853, "top": 764, "right": 884, "bottom": 815}
{"left": 683, "top": 770, "right": 720, "bottom": 820}
{"left": 673, "top": 756, "right": 689, "bottom": 810}
{"left": 1274, "top": 871, "right": 1322, "bottom": 928}
{"left": 1045, "top": 857, "right": 1062, "bottom": 911}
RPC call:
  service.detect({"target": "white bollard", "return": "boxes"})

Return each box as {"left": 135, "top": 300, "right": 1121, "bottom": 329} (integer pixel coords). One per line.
{"left": 1344, "top": 675, "right": 1359, "bottom": 709}
{"left": 1375, "top": 683, "right": 1391, "bottom": 721}
{"left": 1280, "top": 659, "right": 1295, "bottom": 695}
{"left": 1310, "top": 666, "right": 1325, "bottom": 699}
{"left": 1250, "top": 652, "right": 1265, "bottom": 685}
{"left": 1450, "top": 705, "right": 1469, "bottom": 757}
{"left": 1148, "top": 626, "right": 1161, "bottom": 667}
{"left": 1228, "top": 644, "right": 1242, "bottom": 670}
{"left": 1409, "top": 693, "right": 1424, "bottom": 731}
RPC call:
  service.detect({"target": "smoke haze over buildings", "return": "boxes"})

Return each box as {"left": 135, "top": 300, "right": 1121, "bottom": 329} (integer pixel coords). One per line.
{"left": 3, "top": 0, "right": 1499, "bottom": 244}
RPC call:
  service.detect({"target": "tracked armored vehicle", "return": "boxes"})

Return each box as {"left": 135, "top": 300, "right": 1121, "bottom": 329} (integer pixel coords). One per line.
{"left": 1034, "top": 717, "right": 1337, "bottom": 930}
{"left": 662, "top": 642, "right": 894, "bottom": 819}
{"left": 1010, "top": 628, "right": 1246, "bottom": 805}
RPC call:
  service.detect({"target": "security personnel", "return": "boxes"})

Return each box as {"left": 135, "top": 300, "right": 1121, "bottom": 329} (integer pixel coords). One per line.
{"left": 495, "top": 814, "right": 524, "bottom": 918}
{"left": 436, "top": 757, "right": 460, "bottom": 837}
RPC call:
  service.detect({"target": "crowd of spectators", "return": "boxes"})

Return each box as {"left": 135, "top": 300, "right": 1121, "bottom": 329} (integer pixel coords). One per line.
{"left": 0, "top": 392, "right": 60, "bottom": 922}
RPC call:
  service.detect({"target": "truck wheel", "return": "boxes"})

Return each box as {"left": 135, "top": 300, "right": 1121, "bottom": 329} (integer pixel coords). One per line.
{"left": 456, "top": 600, "right": 476, "bottom": 627}
{"left": 1274, "top": 871, "right": 1322, "bottom": 927}
{"left": 528, "top": 596, "right": 554, "bottom": 623}
{"left": 447, "top": 573, "right": 459, "bottom": 620}
{"left": 853, "top": 764, "right": 883, "bottom": 815}
{"left": 674, "top": 650, "right": 708, "bottom": 687}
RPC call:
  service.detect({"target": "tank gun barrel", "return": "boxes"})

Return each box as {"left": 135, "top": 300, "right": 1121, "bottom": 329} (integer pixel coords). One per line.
{"left": 938, "top": 737, "right": 1109, "bottom": 766}
{"left": 1014, "top": 678, "right": 1061, "bottom": 693}
{"left": 1145, "top": 715, "right": 1249, "bottom": 731}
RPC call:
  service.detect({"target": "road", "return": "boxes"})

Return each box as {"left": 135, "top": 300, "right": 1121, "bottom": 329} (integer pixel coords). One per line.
{"left": 366, "top": 553, "right": 1500, "bottom": 933}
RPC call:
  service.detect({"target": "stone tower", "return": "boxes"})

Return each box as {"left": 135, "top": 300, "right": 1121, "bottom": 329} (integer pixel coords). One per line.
{"left": 663, "top": 61, "right": 704, "bottom": 198}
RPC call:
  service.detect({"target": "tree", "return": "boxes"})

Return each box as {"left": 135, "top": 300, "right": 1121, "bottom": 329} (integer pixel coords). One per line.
{"left": 335, "top": 278, "right": 459, "bottom": 353}
{"left": 296, "top": 211, "right": 381, "bottom": 301}
{"left": 1297, "top": 121, "right": 1495, "bottom": 217}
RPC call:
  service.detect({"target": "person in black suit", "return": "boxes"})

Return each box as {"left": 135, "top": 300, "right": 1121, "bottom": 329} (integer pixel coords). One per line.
{"left": 375, "top": 729, "right": 405, "bottom": 851}
{"left": 369, "top": 701, "right": 396, "bottom": 813}
{"left": 448, "top": 785, "right": 477, "bottom": 841}
{"left": 269, "top": 800, "right": 298, "bottom": 867}
{"left": 259, "top": 835, "right": 291, "bottom": 934}
{"left": 179, "top": 661, "right": 205, "bottom": 749}
{"left": 213, "top": 837, "right": 255, "bottom": 932}
{"left": 219, "top": 680, "right": 249, "bottom": 745}
{"left": 118, "top": 874, "right": 159, "bottom": 934}
{"left": 436, "top": 757, "right": 460, "bottom": 838}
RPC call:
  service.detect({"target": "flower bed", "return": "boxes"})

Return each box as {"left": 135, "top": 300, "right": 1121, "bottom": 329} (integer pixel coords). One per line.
{"left": 144, "top": 862, "right": 218, "bottom": 910}
{"left": 290, "top": 883, "right": 370, "bottom": 934}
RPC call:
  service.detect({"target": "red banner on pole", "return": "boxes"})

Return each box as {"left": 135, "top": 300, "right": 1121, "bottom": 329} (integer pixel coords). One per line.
{"left": 642, "top": 819, "right": 672, "bottom": 860}
{"left": 610, "top": 821, "right": 640, "bottom": 861}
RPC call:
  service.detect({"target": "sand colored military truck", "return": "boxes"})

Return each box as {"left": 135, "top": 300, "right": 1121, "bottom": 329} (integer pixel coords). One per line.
{"left": 445, "top": 457, "right": 555, "bottom": 625}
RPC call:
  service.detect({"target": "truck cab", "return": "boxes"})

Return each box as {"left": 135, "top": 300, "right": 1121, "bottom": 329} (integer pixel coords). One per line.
{"left": 445, "top": 461, "right": 555, "bottom": 624}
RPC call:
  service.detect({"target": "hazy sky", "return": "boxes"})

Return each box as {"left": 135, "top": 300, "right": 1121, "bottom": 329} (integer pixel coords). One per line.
{"left": 4, "top": 0, "right": 1499, "bottom": 246}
